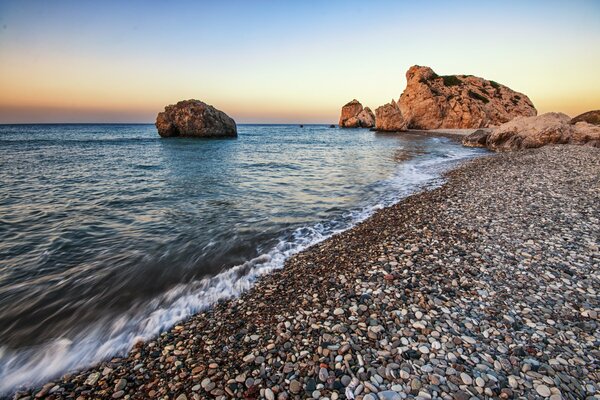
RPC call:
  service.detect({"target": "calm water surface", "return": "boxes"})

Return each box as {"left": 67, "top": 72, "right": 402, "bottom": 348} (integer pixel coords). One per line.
{"left": 0, "top": 124, "right": 485, "bottom": 391}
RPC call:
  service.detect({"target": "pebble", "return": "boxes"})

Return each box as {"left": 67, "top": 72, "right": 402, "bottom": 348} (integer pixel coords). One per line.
{"left": 377, "top": 391, "right": 403, "bottom": 400}
{"left": 265, "top": 388, "right": 275, "bottom": 400}
{"left": 114, "top": 379, "right": 126, "bottom": 391}
{"left": 201, "top": 378, "right": 214, "bottom": 391}
{"left": 535, "top": 384, "right": 551, "bottom": 397}
{"left": 319, "top": 367, "right": 329, "bottom": 382}
{"left": 289, "top": 380, "right": 301, "bottom": 394}
{"left": 83, "top": 372, "right": 100, "bottom": 386}
{"left": 460, "top": 373, "right": 473, "bottom": 385}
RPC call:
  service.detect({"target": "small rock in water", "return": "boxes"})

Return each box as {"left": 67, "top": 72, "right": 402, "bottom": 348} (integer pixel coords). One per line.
{"left": 84, "top": 372, "right": 100, "bottom": 386}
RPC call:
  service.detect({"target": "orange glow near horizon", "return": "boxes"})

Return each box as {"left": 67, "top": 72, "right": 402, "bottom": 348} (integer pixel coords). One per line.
{"left": 0, "top": 1, "right": 598, "bottom": 123}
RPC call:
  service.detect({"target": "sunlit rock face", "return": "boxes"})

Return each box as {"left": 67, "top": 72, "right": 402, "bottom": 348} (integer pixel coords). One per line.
{"left": 398, "top": 65, "right": 537, "bottom": 129}
{"left": 375, "top": 100, "right": 408, "bottom": 132}
{"left": 156, "top": 100, "right": 237, "bottom": 138}
{"left": 339, "top": 99, "right": 375, "bottom": 128}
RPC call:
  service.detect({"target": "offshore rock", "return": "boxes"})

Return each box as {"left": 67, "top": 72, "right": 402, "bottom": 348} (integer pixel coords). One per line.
{"left": 156, "top": 99, "right": 237, "bottom": 138}
{"left": 398, "top": 65, "right": 537, "bottom": 129}
{"left": 339, "top": 99, "right": 375, "bottom": 128}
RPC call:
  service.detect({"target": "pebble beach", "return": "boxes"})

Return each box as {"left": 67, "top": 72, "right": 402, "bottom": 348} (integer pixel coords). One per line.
{"left": 19, "top": 145, "right": 600, "bottom": 400}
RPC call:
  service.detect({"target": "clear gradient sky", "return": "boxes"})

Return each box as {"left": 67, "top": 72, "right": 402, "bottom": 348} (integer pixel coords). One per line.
{"left": 0, "top": 0, "right": 599, "bottom": 123}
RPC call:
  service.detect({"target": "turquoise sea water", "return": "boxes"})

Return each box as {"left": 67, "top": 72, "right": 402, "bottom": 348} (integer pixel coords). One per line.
{"left": 0, "top": 124, "right": 485, "bottom": 392}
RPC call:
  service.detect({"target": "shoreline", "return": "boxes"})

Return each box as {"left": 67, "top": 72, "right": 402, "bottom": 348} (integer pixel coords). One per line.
{"left": 12, "top": 145, "right": 600, "bottom": 399}
{"left": 0, "top": 126, "right": 480, "bottom": 396}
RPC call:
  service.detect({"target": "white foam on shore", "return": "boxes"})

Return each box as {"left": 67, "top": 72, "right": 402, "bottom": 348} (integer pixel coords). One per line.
{"left": 0, "top": 145, "right": 482, "bottom": 394}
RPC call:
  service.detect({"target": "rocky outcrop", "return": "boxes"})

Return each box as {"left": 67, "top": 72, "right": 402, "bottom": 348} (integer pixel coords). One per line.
{"left": 375, "top": 100, "right": 408, "bottom": 132}
{"left": 339, "top": 100, "right": 375, "bottom": 128}
{"left": 463, "top": 112, "right": 600, "bottom": 151}
{"left": 156, "top": 100, "right": 237, "bottom": 138}
{"left": 570, "top": 110, "right": 600, "bottom": 126}
{"left": 397, "top": 66, "right": 537, "bottom": 129}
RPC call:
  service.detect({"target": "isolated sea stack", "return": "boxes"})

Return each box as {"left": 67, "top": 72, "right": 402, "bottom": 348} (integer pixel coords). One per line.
{"left": 339, "top": 99, "right": 375, "bottom": 128}
{"left": 156, "top": 99, "right": 237, "bottom": 138}
{"left": 463, "top": 112, "right": 600, "bottom": 151}
{"left": 397, "top": 65, "right": 537, "bottom": 129}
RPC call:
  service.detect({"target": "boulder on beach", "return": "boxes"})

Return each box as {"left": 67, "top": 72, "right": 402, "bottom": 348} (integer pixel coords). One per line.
{"left": 339, "top": 99, "right": 375, "bottom": 128}
{"left": 156, "top": 99, "right": 237, "bottom": 138}
{"left": 375, "top": 100, "right": 408, "bottom": 132}
{"left": 396, "top": 65, "right": 537, "bottom": 129}
{"left": 463, "top": 112, "right": 600, "bottom": 151}
{"left": 570, "top": 110, "right": 600, "bottom": 126}
{"left": 461, "top": 129, "right": 490, "bottom": 147}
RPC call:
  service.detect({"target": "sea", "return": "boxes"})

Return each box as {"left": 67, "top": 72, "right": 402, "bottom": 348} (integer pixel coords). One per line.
{"left": 0, "top": 124, "right": 485, "bottom": 392}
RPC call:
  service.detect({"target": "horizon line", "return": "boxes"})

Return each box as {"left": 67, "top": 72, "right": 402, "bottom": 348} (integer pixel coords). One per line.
{"left": 0, "top": 122, "right": 338, "bottom": 126}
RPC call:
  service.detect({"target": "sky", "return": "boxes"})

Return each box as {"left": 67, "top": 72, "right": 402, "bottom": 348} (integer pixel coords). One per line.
{"left": 0, "top": 0, "right": 599, "bottom": 123}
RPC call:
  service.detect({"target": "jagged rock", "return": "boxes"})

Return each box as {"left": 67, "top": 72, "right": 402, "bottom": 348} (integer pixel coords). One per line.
{"left": 357, "top": 108, "right": 376, "bottom": 127}
{"left": 156, "top": 99, "right": 237, "bottom": 138}
{"left": 339, "top": 100, "right": 375, "bottom": 128}
{"left": 375, "top": 100, "right": 408, "bottom": 132}
{"left": 463, "top": 112, "right": 600, "bottom": 151}
{"left": 570, "top": 110, "right": 600, "bottom": 126}
{"left": 397, "top": 65, "right": 537, "bottom": 129}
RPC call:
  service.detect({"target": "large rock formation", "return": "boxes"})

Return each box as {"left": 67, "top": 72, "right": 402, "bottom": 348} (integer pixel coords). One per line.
{"left": 570, "top": 110, "right": 600, "bottom": 126}
{"left": 463, "top": 112, "right": 600, "bottom": 151}
{"left": 339, "top": 100, "right": 375, "bottom": 128}
{"left": 397, "top": 66, "right": 537, "bottom": 129}
{"left": 156, "top": 100, "right": 237, "bottom": 138}
{"left": 375, "top": 100, "right": 408, "bottom": 132}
